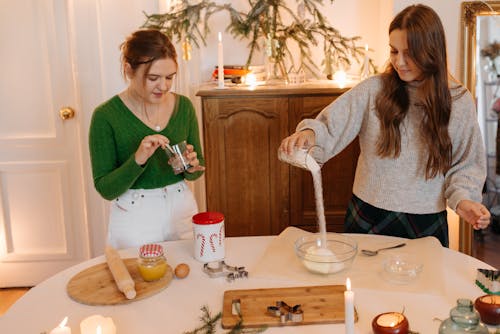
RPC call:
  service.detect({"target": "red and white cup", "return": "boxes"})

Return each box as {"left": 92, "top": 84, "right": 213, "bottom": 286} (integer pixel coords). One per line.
{"left": 192, "top": 212, "right": 225, "bottom": 263}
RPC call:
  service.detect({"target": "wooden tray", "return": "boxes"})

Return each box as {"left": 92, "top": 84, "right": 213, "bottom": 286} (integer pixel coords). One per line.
{"left": 67, "top": 258, "right": 172, "bottom": 305}
{"left": 222, "top": 285, "right": 358, "bottom": 328}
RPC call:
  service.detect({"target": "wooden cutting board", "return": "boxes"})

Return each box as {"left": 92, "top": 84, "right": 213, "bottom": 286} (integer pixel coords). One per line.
{"left": 67, "top": 258, "right": 173, "bottom": 305}
{"left": 222, "top": 285, "right": 358, "bottom": 329}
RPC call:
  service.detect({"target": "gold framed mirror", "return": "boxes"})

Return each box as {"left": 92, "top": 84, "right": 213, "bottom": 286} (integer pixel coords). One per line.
{"left": 459, "top": 1, "right": 500, "bottom": 255}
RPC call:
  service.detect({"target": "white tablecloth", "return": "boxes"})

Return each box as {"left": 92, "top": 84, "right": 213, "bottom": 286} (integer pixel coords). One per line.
{"left": 0, "top": 232, "right": 495, "bottom": 334}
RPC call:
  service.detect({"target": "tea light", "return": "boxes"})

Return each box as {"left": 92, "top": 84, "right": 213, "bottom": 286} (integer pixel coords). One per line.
{"left": 372, "top": 312, "right": 409, "bottom": 334}
{"left": 80, "top": 315, "right": 116, "bottom": 334}
{"left": 344, "top": 278, "right": 355, "bottom": 334}
{"left": 474, "top": 294, "right": 500, "bottom": 325}
{"left": 49, "top": 316, "right": 71, "bottom": 334}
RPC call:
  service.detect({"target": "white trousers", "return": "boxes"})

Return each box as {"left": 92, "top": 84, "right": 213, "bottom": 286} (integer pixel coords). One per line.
{"left": 107, "top": 181, "right": 198, "bottom": 249}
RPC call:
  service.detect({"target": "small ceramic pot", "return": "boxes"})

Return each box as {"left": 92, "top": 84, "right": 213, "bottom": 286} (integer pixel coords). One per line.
{"left": 474, "top": 294, "right": 500, "bottom": 325}
{"left": 372, "top": 312, "right": 409, "bottom": 334}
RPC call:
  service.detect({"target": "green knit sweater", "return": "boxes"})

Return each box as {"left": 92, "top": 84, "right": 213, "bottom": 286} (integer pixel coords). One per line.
{"left": 89, "top": 93, "right": 204, "bottom": 200}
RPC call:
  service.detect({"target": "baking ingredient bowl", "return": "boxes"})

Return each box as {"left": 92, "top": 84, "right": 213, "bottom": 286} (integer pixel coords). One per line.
{"left": 382, "top": 253, "right": 423, "bottom": 284}
{"left": 294, "top": 233, "right": 357, "bottom": 274}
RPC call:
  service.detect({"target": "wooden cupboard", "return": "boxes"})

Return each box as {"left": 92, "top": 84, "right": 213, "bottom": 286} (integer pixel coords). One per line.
{"left": 197, "top": 84, "right": 359, "bottom": 237}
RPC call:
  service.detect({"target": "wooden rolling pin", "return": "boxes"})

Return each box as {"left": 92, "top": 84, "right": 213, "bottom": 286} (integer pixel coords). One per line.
{"left": 105, "top": 245, "right": 137, "bottom": 299}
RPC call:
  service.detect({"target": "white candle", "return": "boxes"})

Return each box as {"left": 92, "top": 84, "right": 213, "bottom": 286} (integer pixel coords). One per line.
{"left": 361, "top": 44, "right": 370, "bottom": 80}
{"left": 49, "top": 316, "right": 71, "bottom": 334}
{"left": 217, "top": 32, "right": 224, "bottom": 89}
{"left": 344, "top": 278, "right": 355, "bottom": 334}
{"left": 80, "top": 315, "right": 116, "bottom": 334}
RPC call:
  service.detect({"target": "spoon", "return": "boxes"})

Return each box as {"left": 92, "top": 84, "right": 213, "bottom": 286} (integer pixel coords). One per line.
{"left": 361, "top": 242, "right": 406, "bottom": 256}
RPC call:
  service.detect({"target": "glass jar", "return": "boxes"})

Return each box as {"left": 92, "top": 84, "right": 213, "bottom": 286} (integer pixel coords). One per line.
{"left": 438, "top": 299, "right": 488, "bottom": 334}
{"left": 137, "top": 244, "right": 168, "bottom": 282}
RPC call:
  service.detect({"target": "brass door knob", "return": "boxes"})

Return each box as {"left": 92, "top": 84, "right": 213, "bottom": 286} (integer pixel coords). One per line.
{"left": 59, "top": 107, "right": 75, "bottom": 120}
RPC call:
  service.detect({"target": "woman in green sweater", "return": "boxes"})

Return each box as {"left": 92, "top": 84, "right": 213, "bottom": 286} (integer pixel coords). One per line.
{"left": 89, "top": 29, "right": 205, "bottom": 249}
{"left": 279, "top": 4, "right": 490, "bottom": 246}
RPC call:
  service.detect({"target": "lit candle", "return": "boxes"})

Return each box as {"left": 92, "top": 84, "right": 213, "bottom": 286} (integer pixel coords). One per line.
{"left": 217, "top": 32, "right": 224, "bottom": 89}
{"left": 49, "top": 316, "right": 71, "bottom": 334}
{"left": 80, "top": 315, "right": 116, "bottom": 334}
{"left": 475, "top": 294, "right": 500, "bottom": 325}
{"left": 372, "top": 312, "right": 409, "bottom": 334}
{"left": 344, "top": 278, "right": 355, "bottom": 334}
{"left": 334, "top": 69, "right": 347, "bottom": 88}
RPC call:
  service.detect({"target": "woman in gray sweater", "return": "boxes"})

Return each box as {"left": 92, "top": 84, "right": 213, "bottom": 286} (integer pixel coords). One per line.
{"left": 279, "top": 4, "right": 490, "bottom": 246}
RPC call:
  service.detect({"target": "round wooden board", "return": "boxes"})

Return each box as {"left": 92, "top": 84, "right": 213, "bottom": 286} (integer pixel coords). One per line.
{"left": 67, "top": 258, "right": 173, "bottom": 305}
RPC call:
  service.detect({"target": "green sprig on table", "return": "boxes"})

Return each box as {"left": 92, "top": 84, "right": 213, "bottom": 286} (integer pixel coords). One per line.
{"left": 184, "top": 305, "right": 267, "bottom": 334}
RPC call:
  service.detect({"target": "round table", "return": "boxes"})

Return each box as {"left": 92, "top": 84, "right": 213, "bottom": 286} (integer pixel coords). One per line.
{"left": 0, "top": 233, "right": 495, "bottom": 333}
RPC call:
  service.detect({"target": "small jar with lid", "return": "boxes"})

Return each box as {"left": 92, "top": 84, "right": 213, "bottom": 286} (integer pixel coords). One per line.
{"left": 438, "top": 299, "right": 488, "bottom": 334}
{"left": 137, "top": 244, "right": 168, "bottom": 282}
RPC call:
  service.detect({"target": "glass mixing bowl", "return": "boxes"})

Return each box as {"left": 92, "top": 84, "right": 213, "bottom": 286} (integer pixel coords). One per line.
{"left": 294, "top": 233, "right": 357, "bottom": 275}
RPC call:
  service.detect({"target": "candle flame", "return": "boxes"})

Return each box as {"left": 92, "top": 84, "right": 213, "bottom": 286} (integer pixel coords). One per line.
{"left": 365, "top": 44, "right": 369, "bottom": 52}
{"left": 218, "top": 32, "right": 222, "bottom": 42}
{"left": 96, "top": 325, "right": 102, "bottom": 334}
{"left": 245, "top": 73, "right": 257, "bottom": 87}
{"left": 346, "top": 277, "right": 351, "bottom": 291}
{"left": 333, "top": 70, "right": 347, "bottom": 88}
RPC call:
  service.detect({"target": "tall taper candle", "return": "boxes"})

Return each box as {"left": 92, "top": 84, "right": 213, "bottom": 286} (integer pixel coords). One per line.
{"left": 361, "top": 44, "right": 370, "bottom": 80}
{"left": 345, "top": 278, "right": 355, "bottom": 334}
{"left": 217, "top": 32, "right": 224, "bottom": 89}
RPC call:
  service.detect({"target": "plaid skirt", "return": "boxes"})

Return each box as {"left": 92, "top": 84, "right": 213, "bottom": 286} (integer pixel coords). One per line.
{"left": 344, "top": 194, "right": 449, "bottom": 247}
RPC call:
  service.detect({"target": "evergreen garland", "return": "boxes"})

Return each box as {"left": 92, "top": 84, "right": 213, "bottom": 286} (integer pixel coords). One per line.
{"left": 142, "top": 0, "right": 376, "bottom": 78}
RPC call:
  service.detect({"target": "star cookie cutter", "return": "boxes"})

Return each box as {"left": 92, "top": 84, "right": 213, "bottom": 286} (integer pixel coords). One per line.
{"left": 267, "top": 301, "right": 304, "bottom": 323}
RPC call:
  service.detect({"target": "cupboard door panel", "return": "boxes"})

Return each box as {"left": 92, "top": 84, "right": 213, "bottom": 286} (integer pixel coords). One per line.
{"left": 202, "top": 97, "right": 289, "bottom": 236}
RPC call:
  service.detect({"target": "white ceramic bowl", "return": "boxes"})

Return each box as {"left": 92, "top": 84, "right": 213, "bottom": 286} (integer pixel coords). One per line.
{"left": 294, "top": 233, "right": 357, "bottom": 274}
{"left": 382, "top": 253, "right": 423, "bottom": 284}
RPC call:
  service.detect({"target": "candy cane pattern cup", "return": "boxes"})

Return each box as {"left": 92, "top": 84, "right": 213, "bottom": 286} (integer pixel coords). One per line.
{"left": 192, "top": 212, "right": 225, "bottom": 263}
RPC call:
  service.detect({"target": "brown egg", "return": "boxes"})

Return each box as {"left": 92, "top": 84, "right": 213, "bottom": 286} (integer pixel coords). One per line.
{"left": 174, "top": 263, "right": 190, "bottom": 279}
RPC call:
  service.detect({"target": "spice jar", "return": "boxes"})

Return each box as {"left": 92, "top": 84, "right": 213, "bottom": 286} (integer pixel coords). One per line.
{"left": 438, "top": 299, "right": 488, "bottom": 334}
{"left": 137, "top": 244, "right": 168, "bottom": 282}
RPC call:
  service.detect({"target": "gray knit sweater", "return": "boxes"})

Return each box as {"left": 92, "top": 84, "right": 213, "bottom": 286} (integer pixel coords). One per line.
{"left": 298, "top": 75, "right": 486, "bottom": 214}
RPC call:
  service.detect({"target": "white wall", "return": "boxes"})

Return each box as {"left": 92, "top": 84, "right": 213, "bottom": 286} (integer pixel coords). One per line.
{"left": 76, "top": 0, "right": 467, "bottom": 254}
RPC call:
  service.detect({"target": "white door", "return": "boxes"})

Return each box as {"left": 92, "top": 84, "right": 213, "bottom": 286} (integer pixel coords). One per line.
{"left": 0, "top": 0, "right": 90, "bottom": 286}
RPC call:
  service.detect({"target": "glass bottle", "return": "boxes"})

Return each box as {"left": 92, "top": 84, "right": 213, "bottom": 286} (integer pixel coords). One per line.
{"left": 438, "top": 299, "right": 488, "bottom": 334}
{"left": 137, "top": 244, "right": 168, "bottom": 282}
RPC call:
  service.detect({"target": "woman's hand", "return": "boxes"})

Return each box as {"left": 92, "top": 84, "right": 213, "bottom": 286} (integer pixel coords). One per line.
{"left": 456, "top": 200, "right": 491, "bottom": 230}
{"left": 279, "top": 129, "right": 316, "bottom": 154}
{"left": 135, "top": 134, "right": 169, "bottom": 166}
{"left": 184, "top": 144, "right": 205, "bottom": 173}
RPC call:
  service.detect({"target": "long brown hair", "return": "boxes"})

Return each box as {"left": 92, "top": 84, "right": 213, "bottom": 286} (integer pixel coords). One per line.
{"left": 375, "top": 4, "right": 452, "bottom": 179}
{"left": 120, "top": 29, "right": 178, "bottom": 84}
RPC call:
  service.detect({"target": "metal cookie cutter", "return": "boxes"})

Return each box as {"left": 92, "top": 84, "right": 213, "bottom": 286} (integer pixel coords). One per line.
{"left": 267, "top": 301, "right": 304, "bottom": 324}
{"left": 202, "top": 260, "right": 248, "bottom": 282}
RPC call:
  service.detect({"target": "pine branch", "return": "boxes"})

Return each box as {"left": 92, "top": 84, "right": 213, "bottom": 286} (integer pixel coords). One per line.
{"left": 142, "top": 0, "right": 374, "bottom": 77}
{"left": 183, "top": 305, "right": 267, "bottom": 334}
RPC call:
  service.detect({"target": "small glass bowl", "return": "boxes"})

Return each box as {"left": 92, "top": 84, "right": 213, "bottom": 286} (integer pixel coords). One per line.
{"left": 382, "top": 253, "right": 423, "bottom": 284}
{"left": 294, "top": 233, "right": 357, "bottom": 275}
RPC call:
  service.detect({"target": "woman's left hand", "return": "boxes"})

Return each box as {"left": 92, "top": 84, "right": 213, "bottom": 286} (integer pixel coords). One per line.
{"left": 456, "top": 200, "right": 491, "bottom": 230}
{"left": 184, "top": 144, "right": 205, "bottom": 173}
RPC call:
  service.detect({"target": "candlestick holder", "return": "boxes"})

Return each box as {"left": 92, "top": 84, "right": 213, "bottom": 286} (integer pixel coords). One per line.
{"left": 372, "top": 312, "right": 409, "bottom": 334}
{"left": 474, "top": 294, "right": 500, "bottom": 325}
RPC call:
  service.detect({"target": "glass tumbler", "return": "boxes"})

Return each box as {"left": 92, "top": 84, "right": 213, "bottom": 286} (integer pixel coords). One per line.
{"left": 165, "top": 140, "right": 192, "bottom": 174}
